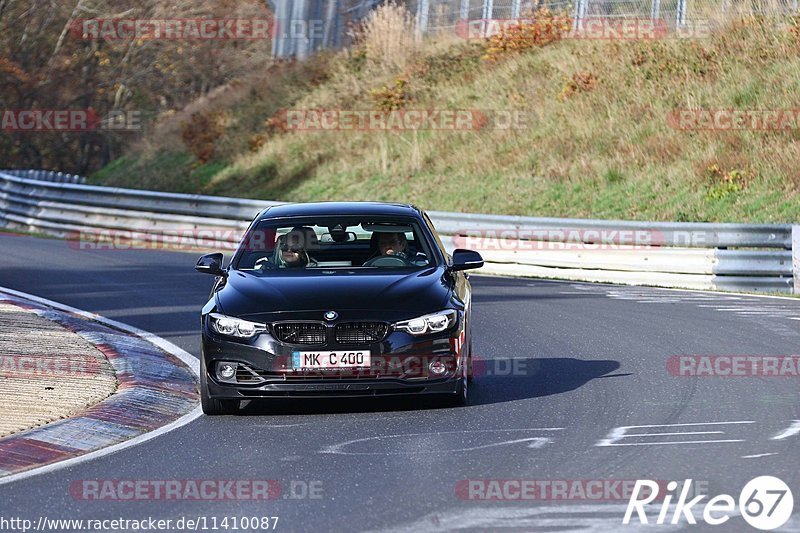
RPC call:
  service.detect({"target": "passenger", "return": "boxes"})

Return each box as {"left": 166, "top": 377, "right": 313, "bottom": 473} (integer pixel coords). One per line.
{"left": 277, "top": 227, "right": 318, "bottom": 268}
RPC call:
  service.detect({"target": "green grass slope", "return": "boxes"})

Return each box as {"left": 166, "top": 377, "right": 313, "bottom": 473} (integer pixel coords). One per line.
{"left": 93, "top": 14, "right": 800, "bottom": 222}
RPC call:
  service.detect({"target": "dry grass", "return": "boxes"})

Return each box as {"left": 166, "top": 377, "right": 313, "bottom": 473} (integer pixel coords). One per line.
{"left": 355, "top": 2, "right": 419, "bottom": 75}
{"left": 689, "top": 0, "right": 796, "bottom": 20}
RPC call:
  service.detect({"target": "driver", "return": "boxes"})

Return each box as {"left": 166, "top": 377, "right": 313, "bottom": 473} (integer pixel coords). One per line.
{"left": 363, "top": 230, "right": 428, "bottom": 266}
{"left": 377, "top": 232, "right": 409, "bottom": 259}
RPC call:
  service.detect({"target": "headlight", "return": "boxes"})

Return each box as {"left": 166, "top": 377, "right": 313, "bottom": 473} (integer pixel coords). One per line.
{"left": 395, "top": 310, "right": 457, "bottom": 336}
{"left": 209, "top": 313, "right": 266, "bottom": 339}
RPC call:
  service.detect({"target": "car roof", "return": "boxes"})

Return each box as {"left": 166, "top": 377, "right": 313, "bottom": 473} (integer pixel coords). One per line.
{"left": 256, "top": 201, "right": 423, "bottom": 220}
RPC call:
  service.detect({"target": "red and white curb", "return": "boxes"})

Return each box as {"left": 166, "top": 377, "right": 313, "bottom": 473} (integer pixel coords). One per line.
{"left": 0, "top": 287, "right": 201, "bottom": 485}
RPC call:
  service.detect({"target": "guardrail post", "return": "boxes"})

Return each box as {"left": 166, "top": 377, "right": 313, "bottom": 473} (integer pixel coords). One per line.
{"left": 574, "top": 0, "right": 587, "bottom": 27}
{"left": 651, "top": 0, "right": 661, "bottom": 21}
{"left": 322, "top": 0, "right": 337, "bottom": 48}
{"left": 416, "top": 0, "right": 429, "bottom": 39}
{"left": 481, "top": 0, "right": 493, "bottom": 20}
{"left": 793, "top": 225, "right": 800, "bottom": 294}
{"left": 675, "top": 0, "right": 686, "bottom": 27}
{"left": 481, "top": 0, "right": 494, "bottom": 36}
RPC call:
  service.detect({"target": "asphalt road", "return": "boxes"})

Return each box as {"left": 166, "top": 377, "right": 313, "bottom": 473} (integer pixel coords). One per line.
{"left": 1, "top": 232, "right": 799, "bottom": 532}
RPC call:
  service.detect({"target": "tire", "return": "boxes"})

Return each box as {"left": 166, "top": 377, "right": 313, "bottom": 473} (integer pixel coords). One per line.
{"left": 466, "top": 339, "right": 474, "bottom": 383}
{"left": 442, "top": 376, "right": 468, "bottom": 407}
{"left": 200, "top": 358, "right": 239, "bottom": 415}
{"left": 201, "top": 391, "right": 239, "bottom": 415}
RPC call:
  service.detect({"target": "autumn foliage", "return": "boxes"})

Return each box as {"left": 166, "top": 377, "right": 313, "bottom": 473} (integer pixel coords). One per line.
{"left": 0, "top": 0, "right": 271, "bottom": 174}
{"left": 482, "top": 9, "right": 572, "bottom": 61}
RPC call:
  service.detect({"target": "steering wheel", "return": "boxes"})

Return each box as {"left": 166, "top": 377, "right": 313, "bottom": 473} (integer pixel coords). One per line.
{"left": 254, "top": 257, "right": 276, "bottom": 270}
{"left": 362, "top": 255, "right": 412, "bottom": 267}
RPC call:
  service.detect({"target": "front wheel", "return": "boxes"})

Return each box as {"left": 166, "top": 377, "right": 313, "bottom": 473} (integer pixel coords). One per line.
{"left": 201, "top": 390, "right": 239, "bottom": 415}
{"left": 442, "top": 376, "right": 468, "bottom": 407}
{"left": 466, "top": 340, "right": 474, "bottom": 383}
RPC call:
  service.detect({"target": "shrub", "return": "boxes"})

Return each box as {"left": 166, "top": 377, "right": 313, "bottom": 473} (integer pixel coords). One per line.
{"left": 181, "top": 112, "right": 225, "bottom": 164}
{"left": 704, "top": 164, "right": 751, "bottom": 200}
{"left": 559, "top": 71, "right": 598, "bottom": 99}
{"left": 354, "top": 2, "right": 418, "bottom": 75}
{"left": 370, "top": 77, "right": 413, "bottom": 111}
{"left": 482, "top": 9, "right": 571, "bottom": 61}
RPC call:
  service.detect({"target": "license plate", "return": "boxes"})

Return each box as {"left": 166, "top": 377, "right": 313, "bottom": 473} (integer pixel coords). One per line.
{"left": 292, "top": 350, "right": 371, "bottom": 369}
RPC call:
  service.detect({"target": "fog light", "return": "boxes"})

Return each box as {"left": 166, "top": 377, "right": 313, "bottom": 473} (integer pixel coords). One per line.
{"left": 217, "top": 362, "right": 237, "bottom": 381}
{"left": 429, "top": 361, "right": 447, "bottom": 376}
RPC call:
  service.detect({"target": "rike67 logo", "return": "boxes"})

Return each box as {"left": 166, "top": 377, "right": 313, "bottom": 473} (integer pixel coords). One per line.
{"left": 624, "top": 477, "right": 794, "bottom": 530}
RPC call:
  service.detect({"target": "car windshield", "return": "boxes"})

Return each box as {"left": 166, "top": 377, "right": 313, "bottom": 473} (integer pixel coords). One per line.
{"left": 233, "top": 216, "right": 436, "bottom": 273}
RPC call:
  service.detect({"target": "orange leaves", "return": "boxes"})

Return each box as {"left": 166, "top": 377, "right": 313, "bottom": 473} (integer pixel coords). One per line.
{"left": 181, "top": 112, "right": 225, "bottom": 164}
{"left": 558, "top": 71, "right": 598, "bottom": 100}
{"left": 482, "top": 10, "right": 571, "bottom": 61}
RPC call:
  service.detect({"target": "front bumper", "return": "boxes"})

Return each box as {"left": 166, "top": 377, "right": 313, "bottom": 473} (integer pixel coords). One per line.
{"left": 201, "top": 317, "right": 465, "bottom": 399}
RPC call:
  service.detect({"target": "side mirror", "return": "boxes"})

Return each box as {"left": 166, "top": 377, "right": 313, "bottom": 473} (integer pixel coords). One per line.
{"left": 195, "top": 253, "right": 226, "bottom": 276}
{"left": 450, "top": 249, "right": 484, "bottom": 272}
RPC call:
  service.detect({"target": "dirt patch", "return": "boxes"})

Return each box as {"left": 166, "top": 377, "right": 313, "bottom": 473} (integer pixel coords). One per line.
{"left": 0, "top": 303, "right": 117, "bottom": 437}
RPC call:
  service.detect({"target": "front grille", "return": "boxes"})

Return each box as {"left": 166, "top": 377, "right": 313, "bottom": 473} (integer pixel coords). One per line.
{"left": 273, "top": 322, "right": 326, "bottom": 345}
{"left": 335, "top": 322, "right": 389, "bottom": 344}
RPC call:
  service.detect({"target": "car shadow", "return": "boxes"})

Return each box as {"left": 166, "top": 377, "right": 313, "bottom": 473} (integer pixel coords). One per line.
{"left": 236, "top": 357, "right": 623, "bottom": 415}
{"left": 469, "top": 356, "right": 625, "bottom": 406}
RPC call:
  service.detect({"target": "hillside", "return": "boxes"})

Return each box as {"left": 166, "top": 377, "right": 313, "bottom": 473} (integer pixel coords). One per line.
{"left": 92, "top": 9, "right": 800, "bottom": 222}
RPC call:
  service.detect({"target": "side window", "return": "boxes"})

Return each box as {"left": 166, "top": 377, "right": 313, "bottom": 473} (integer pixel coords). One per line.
{"left": 422, "top": 212, "right": 448, "bottom": 260}
{"left": 234, "top": 219, "right": 276, "bottom": 269}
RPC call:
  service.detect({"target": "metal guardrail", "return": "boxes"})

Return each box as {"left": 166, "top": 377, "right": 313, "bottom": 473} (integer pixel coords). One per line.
{"left": 2, "top": 169, "right": 87, "bottom": 185}
{"left": 0, "top": 170, "right": 797, "bottom": 293}
{"left": 427, "top": 210, "right": 792, "bottom": 249}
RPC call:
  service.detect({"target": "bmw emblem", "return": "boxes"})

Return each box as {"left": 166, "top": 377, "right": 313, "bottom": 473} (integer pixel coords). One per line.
{"left": 324, "top": 311, "right": 338, "bottom": 321}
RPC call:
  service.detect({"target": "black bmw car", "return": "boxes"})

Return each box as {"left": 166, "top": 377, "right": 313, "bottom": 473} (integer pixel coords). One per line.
{"left": 195, "top": 202, "right": 483, "bottom": 415}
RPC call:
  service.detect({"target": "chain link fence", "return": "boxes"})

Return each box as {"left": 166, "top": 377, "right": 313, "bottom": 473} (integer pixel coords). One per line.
{"left": 268, "top": 0, "right": 799, "bottom": 57}
{"left": 406, "top": 0, "right": 798, "bottom": 34}
{"left": 269, "top": 0, "right": 383, "bottom": 58}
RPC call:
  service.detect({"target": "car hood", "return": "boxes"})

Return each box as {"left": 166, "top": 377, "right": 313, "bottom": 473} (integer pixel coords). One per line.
{"left": 216, "top": 267, "right": 452, "bottom": 319}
